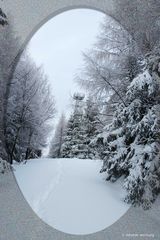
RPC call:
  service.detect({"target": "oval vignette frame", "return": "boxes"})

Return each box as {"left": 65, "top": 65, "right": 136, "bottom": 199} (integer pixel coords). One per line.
{"left": 0, "top": 0, "right": 135, "bottom": 238}
{"left": 1, "top": 0, "right": 159, "bottom": 239}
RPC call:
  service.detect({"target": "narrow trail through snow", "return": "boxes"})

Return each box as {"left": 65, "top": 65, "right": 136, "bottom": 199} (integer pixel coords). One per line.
{"left": 34, "top": 159, "right": 63, "bottom": 214}
{"left": 14, "top": 158, "right": 130, "bottom": 235}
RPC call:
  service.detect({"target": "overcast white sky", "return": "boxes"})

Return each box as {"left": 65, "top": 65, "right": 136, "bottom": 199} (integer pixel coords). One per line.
{"left": 28, "top": 9, "right": 104, "bottom": 121}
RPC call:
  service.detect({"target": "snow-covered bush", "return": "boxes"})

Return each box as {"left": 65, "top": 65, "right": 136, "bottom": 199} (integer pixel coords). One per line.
{"left": 95, "top": 56, "right": 160, "bottom": 209}
{"left": 0, "top": 158, "right": 12, "bottom": 174}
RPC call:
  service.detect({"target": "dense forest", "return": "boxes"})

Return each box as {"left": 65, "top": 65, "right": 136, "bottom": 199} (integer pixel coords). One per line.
{"left": 0, "top": 5, "right": 160, "bottom": 209}
{"left": 49, "top": 12, "right": 160, "bottom": 209}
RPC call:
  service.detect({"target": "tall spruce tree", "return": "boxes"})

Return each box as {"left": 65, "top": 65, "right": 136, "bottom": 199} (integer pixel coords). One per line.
{"left": 83, "top": 96, "right": 101, "bottom": 159}
{"left": 94, "top": 56, "right": 160, "bottom": 209}
{"left": 61, "top": 93, "right": 88, "bottom": 159}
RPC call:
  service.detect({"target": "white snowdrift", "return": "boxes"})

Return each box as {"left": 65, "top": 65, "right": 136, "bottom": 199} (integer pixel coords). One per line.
{"left": 14, "top": 158, "right": 130, "bottom": 235}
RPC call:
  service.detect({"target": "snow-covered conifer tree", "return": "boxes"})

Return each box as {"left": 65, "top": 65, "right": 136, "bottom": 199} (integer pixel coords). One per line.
{"left": 83, "top": 96, "right": 101, "bottom": 159}
{"left": 61, "top": 93, "right": 88, "bottom": 159}
{"left": 95, "top": 56, "right": 160, "bottom": 209}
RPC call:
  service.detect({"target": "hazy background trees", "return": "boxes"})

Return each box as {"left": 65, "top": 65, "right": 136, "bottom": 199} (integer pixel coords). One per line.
{"left": 49, "top": 114, "right": 66, "bottom": 158}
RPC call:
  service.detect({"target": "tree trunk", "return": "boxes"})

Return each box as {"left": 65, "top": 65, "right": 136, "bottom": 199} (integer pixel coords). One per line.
{"left": 25, "top": 130, "right": 33, "bottom": 160}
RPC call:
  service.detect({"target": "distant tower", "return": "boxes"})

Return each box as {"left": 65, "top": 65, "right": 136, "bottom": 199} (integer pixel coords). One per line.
{"left": 73, "top": 93, "right": 85, "bottom": 117}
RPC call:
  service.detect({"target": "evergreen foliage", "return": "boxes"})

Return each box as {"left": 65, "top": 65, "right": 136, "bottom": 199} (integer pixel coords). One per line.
{"left": 61, "top": 93, "right": 87, "bottom": 159}
{"left": 61, "top": 94, "right": 101, "bottom": 159}
{"left": 83, "top": 97, "right": 101, "bottom": 159}
{"left": 94, "top": 56, "right": 160, "bottom": 209}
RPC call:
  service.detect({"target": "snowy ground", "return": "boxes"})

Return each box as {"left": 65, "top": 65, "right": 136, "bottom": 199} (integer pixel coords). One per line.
{"left": 14, "top": 158, "right": 130, "bottom": 235}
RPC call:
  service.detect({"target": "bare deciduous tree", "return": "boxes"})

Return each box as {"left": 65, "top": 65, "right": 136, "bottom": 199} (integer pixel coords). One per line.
{"left": 6, "top": 54, "right": 56, "bottom": 163}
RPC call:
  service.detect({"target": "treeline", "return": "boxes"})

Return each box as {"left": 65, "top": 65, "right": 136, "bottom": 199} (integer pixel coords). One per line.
{"left": 49, "top": 13, "right": 160, "bottom": 209}
{"left": 49, "top": 94, "right": 102, "bottom": 159}
{"left": 78, "top": 15, "right": 160, "bottom": 209}
{"left": 0, "top": 9, "right": 55, "bottom": 164}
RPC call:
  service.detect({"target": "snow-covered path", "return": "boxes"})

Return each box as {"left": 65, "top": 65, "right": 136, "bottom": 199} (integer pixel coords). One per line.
{"left": 14, "top": 158, "right": 130, "bottom": 235}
